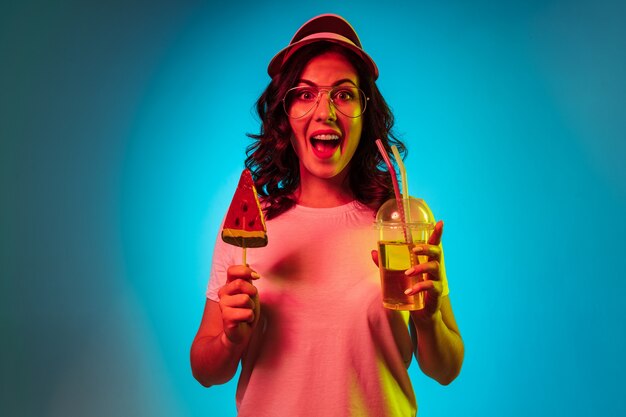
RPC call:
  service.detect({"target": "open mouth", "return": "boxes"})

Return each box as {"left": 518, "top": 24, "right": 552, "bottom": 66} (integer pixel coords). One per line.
{"left": 310, "top": 134, "right": 341, "bottom": 157}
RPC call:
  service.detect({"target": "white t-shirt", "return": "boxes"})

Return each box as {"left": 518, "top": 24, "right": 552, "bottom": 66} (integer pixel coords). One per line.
{"left": 207, "top": 201, "right": 448, "bottom": 416}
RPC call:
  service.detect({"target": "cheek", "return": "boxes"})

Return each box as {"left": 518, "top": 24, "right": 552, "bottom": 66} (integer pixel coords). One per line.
{"left": 346, "top": 120, "right": 363, "bottom": 152}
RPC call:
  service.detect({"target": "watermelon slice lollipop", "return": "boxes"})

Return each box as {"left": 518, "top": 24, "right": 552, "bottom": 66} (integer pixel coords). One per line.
{"left": 221, "top": 169, "right": 268, "bottom": 263}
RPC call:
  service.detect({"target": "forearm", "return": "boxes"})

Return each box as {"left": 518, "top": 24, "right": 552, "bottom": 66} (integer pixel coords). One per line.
{"left": 411, "top": 310, "right": 464, "bottom": 385}
{"left": 190, "top": 332, "right": 245, "bottom": 387}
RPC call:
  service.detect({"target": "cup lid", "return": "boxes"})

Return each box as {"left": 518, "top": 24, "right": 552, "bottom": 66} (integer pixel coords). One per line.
{"left": 375, "top": 197, "right": 435, "bottom": 226}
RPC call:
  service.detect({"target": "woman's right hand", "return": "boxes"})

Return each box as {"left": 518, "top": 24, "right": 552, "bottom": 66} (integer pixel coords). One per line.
{"left": 217, "top": 265, "right": 261, "bottom": 347}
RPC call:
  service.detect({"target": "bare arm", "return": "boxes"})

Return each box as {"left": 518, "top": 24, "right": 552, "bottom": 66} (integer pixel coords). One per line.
{"left": 410, "top": 296, "right": 464, "bottom": 385}
{"left": 190, "top": 265, "right": 260, "bottom": 387}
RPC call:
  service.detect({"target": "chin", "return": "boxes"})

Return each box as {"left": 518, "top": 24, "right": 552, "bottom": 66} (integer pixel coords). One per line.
{"left": 310, "top": 164, "right": 348, "bottom": 180}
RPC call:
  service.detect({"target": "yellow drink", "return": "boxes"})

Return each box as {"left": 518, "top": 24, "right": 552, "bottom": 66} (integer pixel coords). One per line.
{"left": 378, "top": 241, "right": 427, "bottom": 310}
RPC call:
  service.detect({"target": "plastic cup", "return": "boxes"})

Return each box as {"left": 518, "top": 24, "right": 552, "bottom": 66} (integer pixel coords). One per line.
{"left": 375, "top": 197, "right": 435, "bottom": 310}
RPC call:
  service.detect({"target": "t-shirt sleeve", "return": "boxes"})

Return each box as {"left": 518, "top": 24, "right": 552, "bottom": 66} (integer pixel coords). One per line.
{"left": 206, "top": 223, "right": 237, "bottom": 302}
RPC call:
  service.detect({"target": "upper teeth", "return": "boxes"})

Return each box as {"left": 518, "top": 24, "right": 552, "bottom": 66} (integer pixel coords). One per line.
{"left": 312, "top": 134, "right": 340, "bottom": 140}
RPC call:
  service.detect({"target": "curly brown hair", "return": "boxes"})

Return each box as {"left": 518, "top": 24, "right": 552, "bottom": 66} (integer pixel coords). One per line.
{"left": 245, "top": 42, "right": 406, "bottom": 220}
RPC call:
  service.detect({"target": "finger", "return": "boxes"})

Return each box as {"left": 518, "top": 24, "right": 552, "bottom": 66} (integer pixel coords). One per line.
{"left": 404, "top": 260, "right": 441, "bottom": 281}
{"left": 412, "top": 244, "right": 442, "bottom": 261}
{"left": 428, "top": 220, "right": 444, "bottom": 246}
{"left": 218, "top": 279, "right": 258, "bottom": 298}
{"left": 221, "top": 293, "right": 255, "bottom": 309}
{"left": 371, "top": 250, "right": 379, "bottom": 267}
{"left": 227, "top": 265, "right": 260, "bottom": 283}
{"left": 222, "top": 307, "right": 255, "bottom": 324}
{"left": 404, "top": 278, "right": 443, "bottom": 296}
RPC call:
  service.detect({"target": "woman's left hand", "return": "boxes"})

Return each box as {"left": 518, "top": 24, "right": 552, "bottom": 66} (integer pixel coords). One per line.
{"left": 404, "top": 220, "right": 446, "bottom": 320}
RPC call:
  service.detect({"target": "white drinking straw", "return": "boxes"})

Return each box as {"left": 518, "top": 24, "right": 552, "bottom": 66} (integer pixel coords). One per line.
{"left": 391, "top": 145, "right": 412, "bottom": 225}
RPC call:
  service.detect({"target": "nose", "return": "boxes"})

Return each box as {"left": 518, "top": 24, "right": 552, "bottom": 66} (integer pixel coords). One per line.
{"left": 313, "top": 90, "right": 337, "bottom": 122}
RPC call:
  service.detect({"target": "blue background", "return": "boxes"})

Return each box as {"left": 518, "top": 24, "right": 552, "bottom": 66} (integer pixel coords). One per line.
{"left": 2, "top": 0, "right": 625, "bottom": 416}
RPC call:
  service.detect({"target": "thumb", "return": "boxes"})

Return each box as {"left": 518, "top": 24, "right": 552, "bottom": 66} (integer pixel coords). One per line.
{"left": 371, "top": 249, "right": 379, "bottom": 267}
{"left": 428, "top": 220, "right": 444, "bottom": 246}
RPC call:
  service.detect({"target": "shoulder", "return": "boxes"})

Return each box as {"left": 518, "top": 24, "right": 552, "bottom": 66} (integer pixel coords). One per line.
{"left": 353, "top": 200, "right": 379, "bottom": 217}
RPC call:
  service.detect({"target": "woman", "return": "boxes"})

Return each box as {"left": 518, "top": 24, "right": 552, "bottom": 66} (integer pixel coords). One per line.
{"left": 191, "top": 14, "right": 464, "bottom": 416}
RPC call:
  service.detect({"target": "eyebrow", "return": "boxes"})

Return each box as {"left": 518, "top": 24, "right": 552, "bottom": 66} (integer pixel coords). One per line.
{"left": 296, "top": 78, "right": 358, "bottom": 87}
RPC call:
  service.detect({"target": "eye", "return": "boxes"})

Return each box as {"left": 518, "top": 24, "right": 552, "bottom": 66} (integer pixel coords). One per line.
{"left": 333, "top": 88, "right": 355, "bottom": 102}
{"left": 296, "top": 88, "right": 317, "bottom": 101}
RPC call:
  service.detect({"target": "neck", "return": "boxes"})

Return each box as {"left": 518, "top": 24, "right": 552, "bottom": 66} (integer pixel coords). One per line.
{"left": 295, "top": 167, "right": 354, "bottom": 208}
